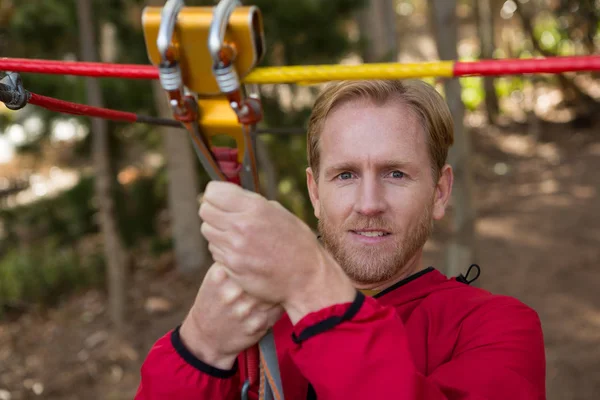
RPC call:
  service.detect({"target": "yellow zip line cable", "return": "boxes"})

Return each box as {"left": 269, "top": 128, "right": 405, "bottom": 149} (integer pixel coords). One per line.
{"left": 243, "top": 62, "right": 456, "bottom": 84}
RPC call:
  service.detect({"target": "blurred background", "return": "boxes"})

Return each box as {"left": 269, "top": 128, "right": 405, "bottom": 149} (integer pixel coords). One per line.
{"left": 0, "top": 0, "right": 599, "bottom": 399}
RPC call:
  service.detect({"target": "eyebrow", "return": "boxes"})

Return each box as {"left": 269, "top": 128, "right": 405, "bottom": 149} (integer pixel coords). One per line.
{"left": 324, "top": 160, "right": 413, "bottom": 177}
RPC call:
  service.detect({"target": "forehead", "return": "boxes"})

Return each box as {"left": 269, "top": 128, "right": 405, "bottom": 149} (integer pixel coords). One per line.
{"left": 319, "top": 97, "right": 427, "bottom": 166}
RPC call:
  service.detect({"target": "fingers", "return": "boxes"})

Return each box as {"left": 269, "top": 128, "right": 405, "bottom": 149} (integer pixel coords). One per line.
{"left": 201, "top": 222, "right": 229, "bottom": 248}
{"left": 203, "top": 181, "right": 263, "bottom": 212}
{"left": 198, "top": 201, "right": 230, "bottom": 231}
{"left": 208, "top": 261, "right": 282, "bottom": 336}
{"left": 208, "top": 242, "right": 226, "bottom": 264}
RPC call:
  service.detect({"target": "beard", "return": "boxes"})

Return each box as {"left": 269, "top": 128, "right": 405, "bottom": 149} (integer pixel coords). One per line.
{"left": 318, "top": 199, "right": 434, "bottom": 285}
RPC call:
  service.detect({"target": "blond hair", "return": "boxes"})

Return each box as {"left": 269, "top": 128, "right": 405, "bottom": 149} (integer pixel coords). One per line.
{"left": 307, "top": 79, "right": 454, "bottom": 182}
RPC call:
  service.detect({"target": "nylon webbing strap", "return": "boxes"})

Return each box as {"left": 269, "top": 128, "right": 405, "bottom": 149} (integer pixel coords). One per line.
{"left": 258, "top": 330, "right": 284, "bottom": 400}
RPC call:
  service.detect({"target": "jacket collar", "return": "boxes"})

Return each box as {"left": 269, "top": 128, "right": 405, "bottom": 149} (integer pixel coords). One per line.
{"left": 370, "top": 267, "right": 450, "bottom": 306}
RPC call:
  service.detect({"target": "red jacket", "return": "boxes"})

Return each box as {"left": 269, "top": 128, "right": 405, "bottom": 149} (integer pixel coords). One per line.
{"left": 135, "top": 267, "right": 546, "bottom": 399}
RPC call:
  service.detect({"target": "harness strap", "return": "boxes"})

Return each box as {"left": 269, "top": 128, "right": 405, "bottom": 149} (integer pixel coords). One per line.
{"left": 258, "top": 330, "right": 284, "bottom": 400}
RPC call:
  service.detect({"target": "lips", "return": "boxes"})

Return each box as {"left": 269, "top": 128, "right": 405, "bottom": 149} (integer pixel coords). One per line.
{"left": 351, "top": 230, "right": 391, "bottom": 237}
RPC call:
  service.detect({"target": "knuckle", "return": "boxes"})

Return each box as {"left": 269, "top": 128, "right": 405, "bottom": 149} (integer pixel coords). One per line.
{"left": 233, "top": 300, "right": 252, "bottom": 319}
{"left": 224, "top": 251, "right": 242, "bottom": 270}
{"left": 206, "top": 264, "right": 223, "bottom": 282}
{"left": 245, "top": 314, "right": 267, "bottom": 335}
{"left": 220, "top": 281, "right": 242, "bottom": 305}
{"left": 208, "top": 243, "right": 220, "bottom": 258}
{"left": 233, "top": 218, "right": 251, "bottom": 235}
{"left": 200, "top": 222, "right": 209, "bottom": 236}
{"left": 245, "top": 297, "right": 258, "bottom": 311}
{"left": 231, "top": 235, "right": 246, "bottom": 252}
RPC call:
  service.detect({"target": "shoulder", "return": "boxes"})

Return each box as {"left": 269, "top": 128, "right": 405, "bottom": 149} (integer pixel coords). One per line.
{"left": 424, "top": 278, "right": 543, "bottom": 348}
{"left": 429, "top": 278, "right": 540, "bottom": 323}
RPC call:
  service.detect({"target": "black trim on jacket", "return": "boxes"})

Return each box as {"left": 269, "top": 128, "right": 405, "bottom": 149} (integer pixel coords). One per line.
{"left": 171, "top": 325, "right": 238, "bottom": 378}
{"left": 373, "top": 266, "right": 435, "bottom": 298}
{"left": 292, "top": 290, "right": 365, "bottom": 344}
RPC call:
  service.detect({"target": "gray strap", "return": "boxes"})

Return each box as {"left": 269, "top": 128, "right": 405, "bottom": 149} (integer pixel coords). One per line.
{"left": 258, "top": 329, "right": 284, "bottom": 400}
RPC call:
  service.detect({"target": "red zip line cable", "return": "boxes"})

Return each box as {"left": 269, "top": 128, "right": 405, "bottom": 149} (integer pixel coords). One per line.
{"left": 1, "top": 55, "right": 600, "bottom": 81}
{"left": 2, "top": 88, "right": 304, "bottom": 134}
{"left": 29, "top": 92, "right": 139, "bottom": 122}
{"left": 0, "top": 58, "right": 158, "bottom": 79}
{"left": 454, "top": 55, "right": 600, "bottom": 76}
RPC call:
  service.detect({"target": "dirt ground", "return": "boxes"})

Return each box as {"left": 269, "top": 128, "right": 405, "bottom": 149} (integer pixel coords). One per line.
{"left": 1, "top": 111, "right": 599, "bottom": 400}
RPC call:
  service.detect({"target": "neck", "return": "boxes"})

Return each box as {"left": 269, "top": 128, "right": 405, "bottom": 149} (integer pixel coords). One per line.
{"left": 353, "top": 248, "right": 425, "bottom": 293}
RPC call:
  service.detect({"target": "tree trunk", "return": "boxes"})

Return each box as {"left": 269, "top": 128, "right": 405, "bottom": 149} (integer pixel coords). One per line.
{"left": 148, "top": 0, "right": 210, "bottom": 278}
{"left": 429, "top": 0, "right": 477, "bottom": 280}
{"left": 256, "top": 137, "right": 278, "bottom": 200}
{"left": 151, "top": 80, "right": 211, "bottom": 278}
{"left": 76, "top": 0, "right": 127, "bottom": 332}
{"left": 357, "top": 0, "right": 398, "bottom": 62}
{"left": 475, "top": 0, "right": 500, "bottom": 124}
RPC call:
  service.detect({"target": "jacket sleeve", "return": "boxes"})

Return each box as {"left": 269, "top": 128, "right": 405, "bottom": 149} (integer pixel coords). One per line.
{"left": 134, "top": 325, "right": 241, "bottom": 400}
{"left": 289, "top": 292, "right": 546, "bottom": 400}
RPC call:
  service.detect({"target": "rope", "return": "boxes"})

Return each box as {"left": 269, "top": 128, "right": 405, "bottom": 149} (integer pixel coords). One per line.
{"left": 28, "top": 92, "right": 139, "bottom": 123}
{"left": 0, "top": 58, "right": 157, "bottom": 79}
{"left": 1, "top": 86, "right": 305, "bottom": 135}
{"left": 1, "top": 55, "right": 599, "bottom": 83}
{"left": 454, "top": 55, "right": 600, "bottom": 76}
{"left": 247, "top": 62, "right": 454, "bottom": 83}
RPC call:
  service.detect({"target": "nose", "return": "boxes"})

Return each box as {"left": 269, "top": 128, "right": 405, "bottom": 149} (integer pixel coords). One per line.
{"left": 353, "top": 175, "right": 386, "bottom": 216}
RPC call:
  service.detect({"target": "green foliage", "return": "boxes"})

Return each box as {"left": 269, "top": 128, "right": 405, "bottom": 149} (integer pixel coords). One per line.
{"left": 0, "top": 168, "right": 168, "bottom": 253}
{"left": 0, "top": 167, "right": 169, "bottom": 317}
{"left": 0, "top": 176, "right": 97, "bottom": 249}
{"left": 252, "top": 0, "right": 367, "bottom": 66}
{"left": 0, "top": 238, "right": 105, "bottom": 319}
{"left": 459, "top": 77, "right": 484, "bottom": 111}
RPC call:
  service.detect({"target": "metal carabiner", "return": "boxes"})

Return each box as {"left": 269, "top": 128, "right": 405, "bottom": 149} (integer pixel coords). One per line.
{"left": 157, "top": 0, "right": 184, "bottom": 61}
{"left": 208, "top": 0, "right": 242, "bottom": 65}
{"left": 208, "top": 0, "right": 262, "bottom": 192}
{"left": 155, "top": 0, "right": 187, "bottom": 114}
{"left": 241, "top": 379, "right": 250, "bottom": 400}
{"left": 155, "top": 0, "right": 227, "bottom": 182}
{"left": 208, "top": 0, "right": 261, "bottom": 122}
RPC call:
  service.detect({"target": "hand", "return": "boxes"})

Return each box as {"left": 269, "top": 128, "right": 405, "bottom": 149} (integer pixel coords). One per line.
{"left": 199, "top": 181, "right": 355, "bottom": 324}
{"left": 179, "top": 263, "right": 283, "bottom": 370}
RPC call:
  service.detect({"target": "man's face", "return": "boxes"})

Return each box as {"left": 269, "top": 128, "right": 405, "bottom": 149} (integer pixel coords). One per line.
{"left": 307, "top": 97, "right": 452, "bottom": 286}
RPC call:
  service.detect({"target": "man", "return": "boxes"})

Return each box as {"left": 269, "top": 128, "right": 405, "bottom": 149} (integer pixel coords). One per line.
{"left": 135, "top": 80, "right": 546, "bottom": 399}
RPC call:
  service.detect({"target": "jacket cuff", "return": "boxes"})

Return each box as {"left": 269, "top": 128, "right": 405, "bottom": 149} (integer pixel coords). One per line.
{"left": 291, "top": 291, "right": 365, "bottom": 344}
{"left": 171, "top": 325, "right": 238, "bottom": 378}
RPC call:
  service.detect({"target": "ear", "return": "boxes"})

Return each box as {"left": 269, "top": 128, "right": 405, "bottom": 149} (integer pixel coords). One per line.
{"left": 306, "top": 167, "right": 321, "bottom": 219}
{"left": 432, "top": 164, "right": 453, "bottom": 221}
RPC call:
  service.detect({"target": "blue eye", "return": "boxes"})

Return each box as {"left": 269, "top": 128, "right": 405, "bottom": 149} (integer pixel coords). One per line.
{"left": 391, "top": 171, "right": 404, "bottom": 179}
{"left": 339, "top": 172, "right": 353, "bottom": 180}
